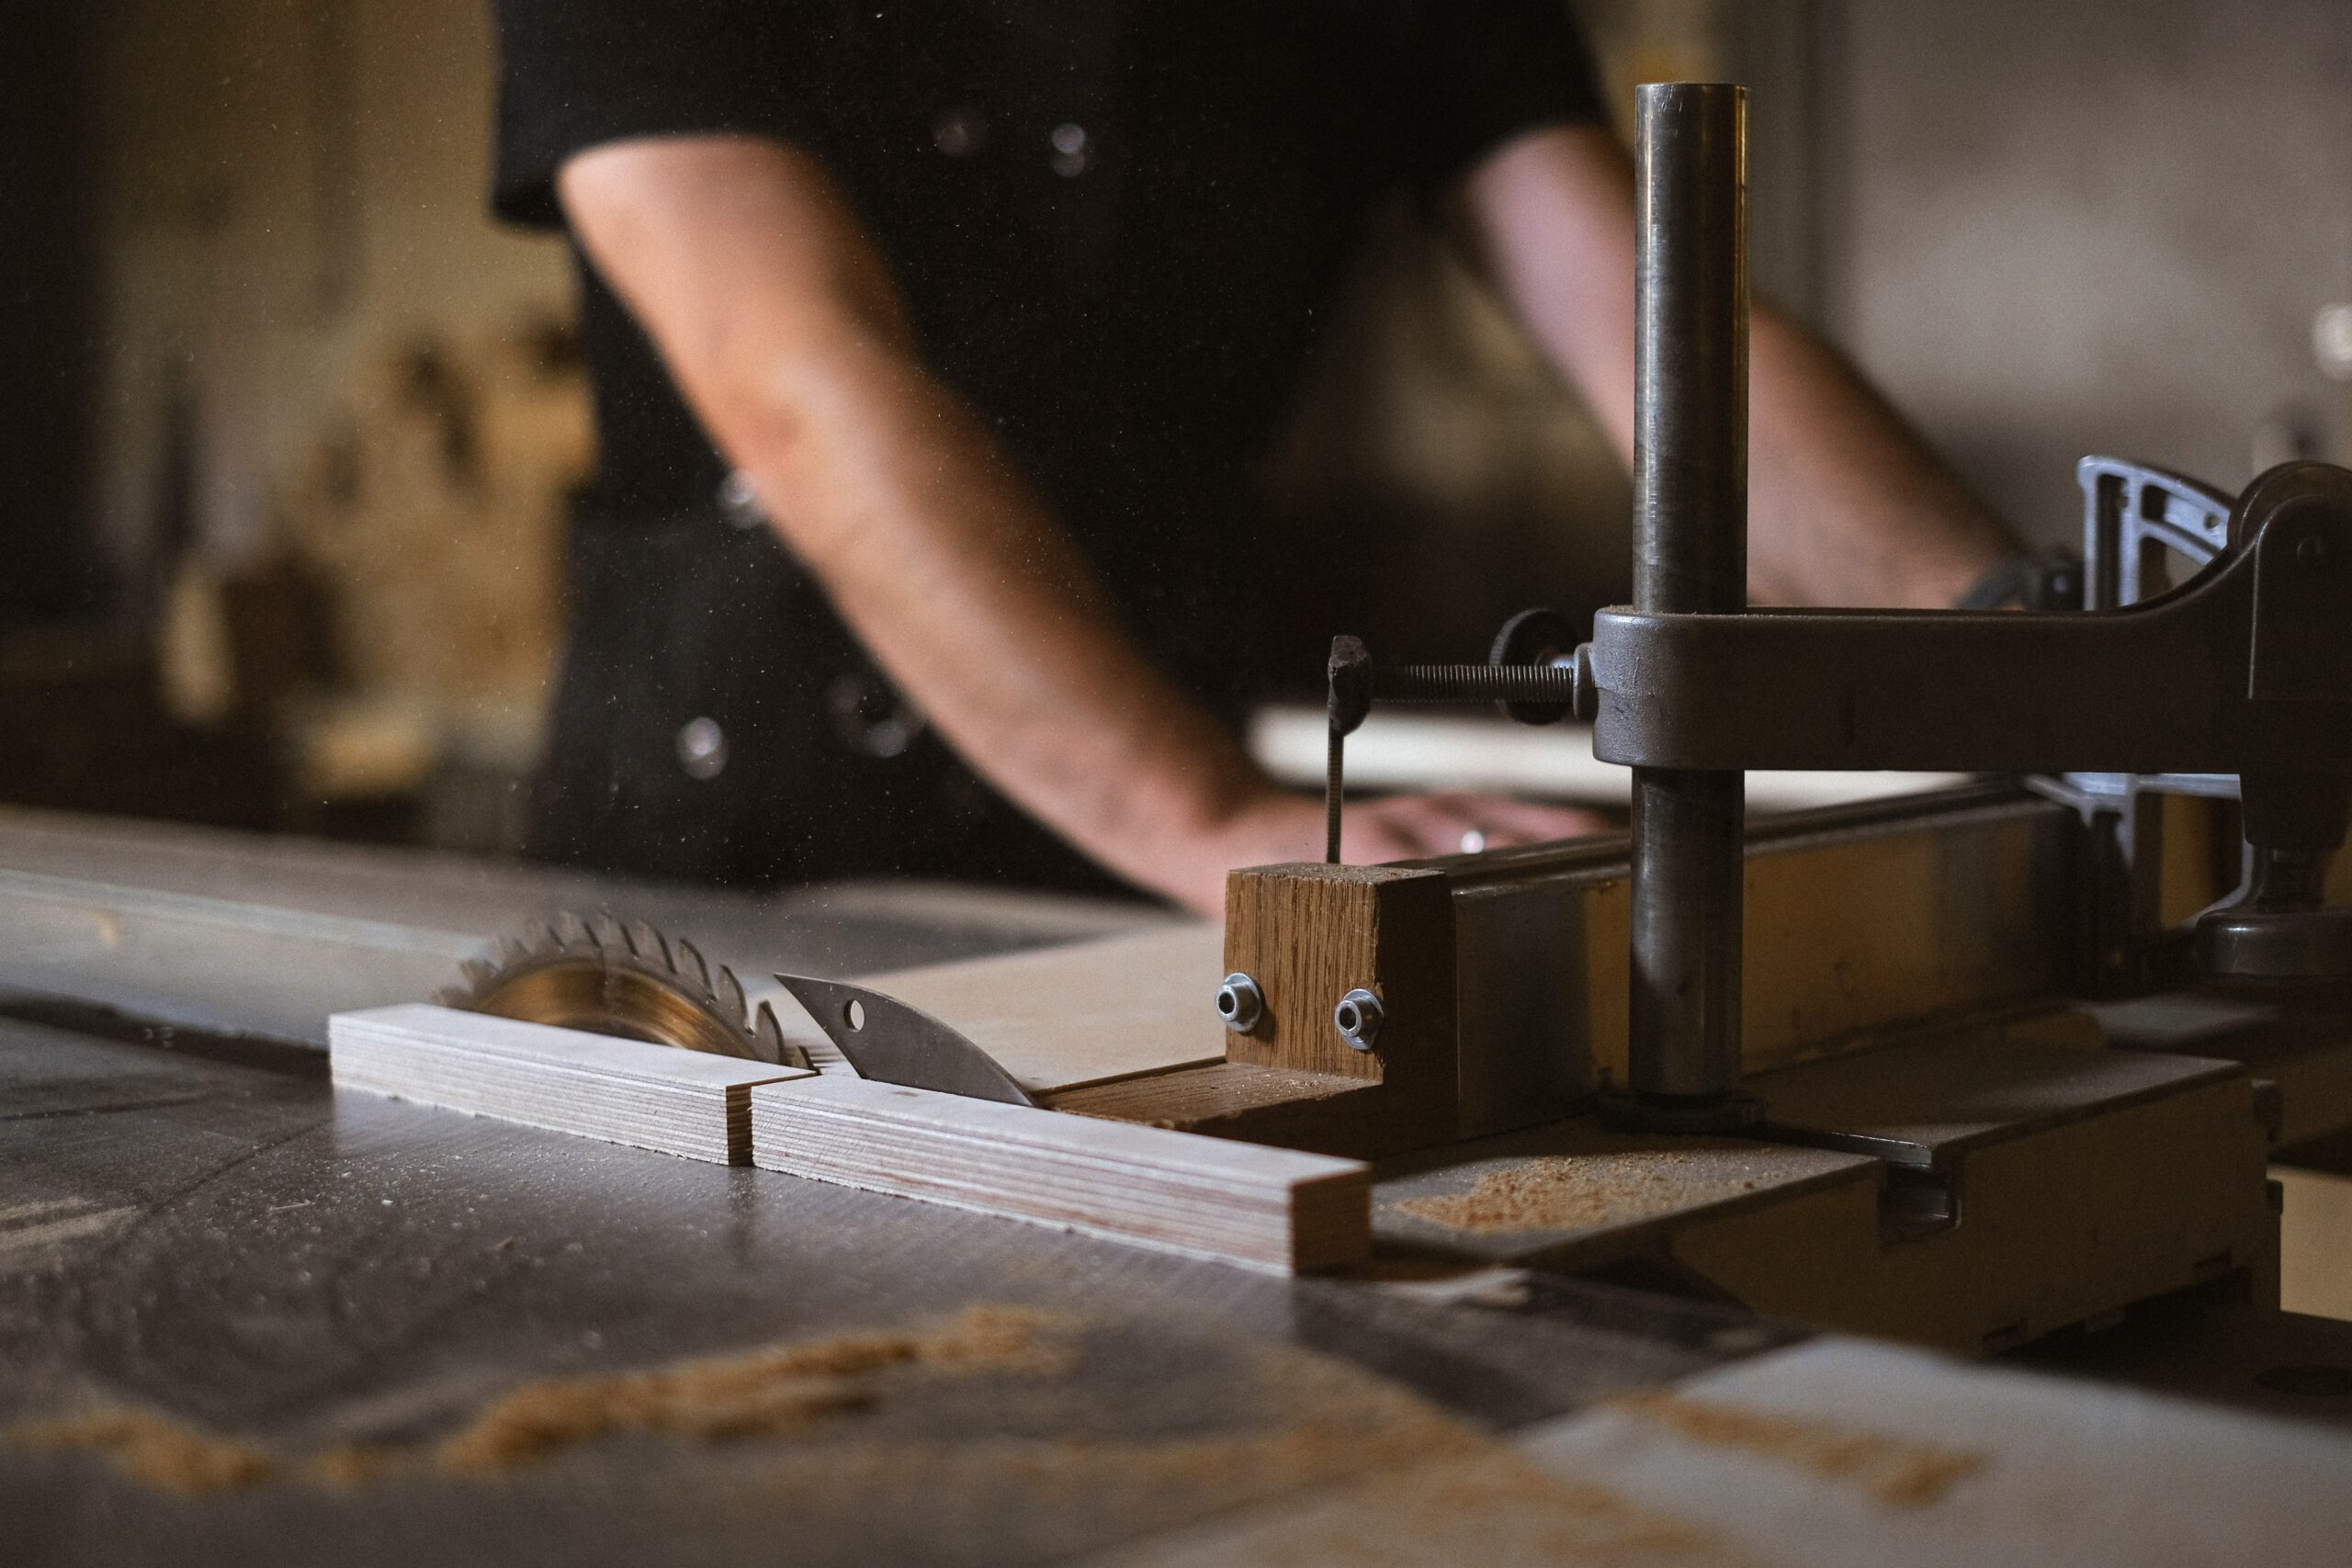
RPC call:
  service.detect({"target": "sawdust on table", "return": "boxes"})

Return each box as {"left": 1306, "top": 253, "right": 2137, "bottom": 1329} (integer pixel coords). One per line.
{"left": 1395, "top": 1145, "right": 1764, "bottom": 1235}
{"left": 8, "top": 1410, "right": 277, "bottom": 1495}
{"left": 6, "top": 1303, "right": 1075, "bottom": 1495}
{"left": 1610, "top": 1390, "right": 1985, "bottom": 1506}
{"left": 727, "top": 1339, "right": 1495, "bottom": 1530}
{"left": 436, "top": 1302, "right": 1069, "bottom": 1473}
{"left": 717, "top": 1347, "right": 1752, "bottom": 1566}
{"left": 6, "top": 1311, "right": 1764, "bottom": 1560}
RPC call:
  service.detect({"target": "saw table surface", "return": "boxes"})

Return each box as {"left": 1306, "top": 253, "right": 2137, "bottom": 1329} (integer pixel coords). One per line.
{"left": 8, "top": 811, "right": 2352, "bottom": 1564}
{"left": 0, "top": 1010, "right": 1773, "bottom": 1567}
{"left": 10, "top": 1010, "right": 2352, "bottom": 1567}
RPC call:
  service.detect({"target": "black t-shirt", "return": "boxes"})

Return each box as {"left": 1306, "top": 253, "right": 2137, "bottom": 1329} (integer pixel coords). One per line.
{"left": 492, "top": 0, "right": 1605, "bottom": 700}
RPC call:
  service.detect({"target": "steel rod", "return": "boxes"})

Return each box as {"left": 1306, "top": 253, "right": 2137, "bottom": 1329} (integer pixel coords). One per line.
{"left": 1624, "top": 82, "right": 1755, "bottom": 1120}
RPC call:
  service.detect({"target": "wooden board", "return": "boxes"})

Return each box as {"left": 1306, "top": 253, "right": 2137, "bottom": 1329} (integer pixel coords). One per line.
{"left": 1195, "top": 789, "right": 2079, "bottom": 1154}
{"left": 2268, "top": 1164, "right": 2352, "bottom": 1323}
{"left": 840, "top": 923, "right": 1227, "bottom": 1095}
{"left": 1044, "top": 1061, "right": 1390, "bottom": 1156}
{"left": 330, "top": 1004, "right": 810, "bottom": 1164}
{"left": 749, "top": 1074, "right": 1371, "bottom": 1272}
{"left": 1217, "top": 863, "right": 1457, "bottom": 1156}
{"left": 1366, "top": 1027, "right": 2277, "bottom": 1353}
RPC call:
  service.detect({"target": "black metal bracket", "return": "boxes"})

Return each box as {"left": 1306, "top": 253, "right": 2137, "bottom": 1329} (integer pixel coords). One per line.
{"left": 1583, "top": 461, "right": 2352, "bottom": 777}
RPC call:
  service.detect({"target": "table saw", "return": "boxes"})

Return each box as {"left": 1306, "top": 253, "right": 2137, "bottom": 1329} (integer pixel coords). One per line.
{"left": 10, "top": 81, "right": 2352, "bottom": 1565}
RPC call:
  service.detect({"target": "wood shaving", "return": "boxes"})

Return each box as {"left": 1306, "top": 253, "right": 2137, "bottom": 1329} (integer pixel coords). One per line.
{"left": 8, "top": 1410, "right": 277, "bottom": 1495}
{"left": 436, "top": 1303, "right": 1077, "bottom": 1474}
{"left": 735, "top": 1350, "right": 1750, "bottom": 1567}
{"left": 747, "top": 1340, "right": 1496, "bottom": 1526}
{"left": 305, "top": 1441, "right": 417, "bottom": 1489}
{"left": 1396, "top": 1146, "right": 1764, "bottom": 1235}
{"left": 9, "top": 1303, "right": 1077, "bottom": 1493}
{"left": 1611, "top": 1391, "right": 1985, "bottom": 1506}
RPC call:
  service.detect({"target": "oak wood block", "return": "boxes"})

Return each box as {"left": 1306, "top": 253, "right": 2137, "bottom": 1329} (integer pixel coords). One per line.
{"left": 1044, "top": 1061, "right": 1396, "bottom": 1157}
{"left": 1220, "top": 862, "right": 1456, "bottom": 1155}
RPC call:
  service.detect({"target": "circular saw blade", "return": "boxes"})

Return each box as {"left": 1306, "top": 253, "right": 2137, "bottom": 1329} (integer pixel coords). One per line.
{"left": 439, "top": 912, "right": 804, "bottom": 1067}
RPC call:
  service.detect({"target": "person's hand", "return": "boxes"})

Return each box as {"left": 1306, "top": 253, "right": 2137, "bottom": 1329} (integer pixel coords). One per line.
{"left": 1158, "top": 788, "right": 1612, "bottom": 915}
{"left": 1331, "top": 791, "right": 1612, "bottom": 862}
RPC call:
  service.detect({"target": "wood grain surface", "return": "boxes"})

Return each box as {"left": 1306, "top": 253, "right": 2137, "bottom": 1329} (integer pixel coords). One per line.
{"left": 751, "top": 1074, "right": 1372, "bottom": 1272}
{"left": 330, "top": 1004, "right": 809, "bottom": 1163}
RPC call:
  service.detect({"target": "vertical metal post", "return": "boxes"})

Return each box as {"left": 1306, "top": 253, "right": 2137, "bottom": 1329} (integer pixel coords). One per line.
{"left": 1619, "top": 83, "right": 1759, "bottom": 1128}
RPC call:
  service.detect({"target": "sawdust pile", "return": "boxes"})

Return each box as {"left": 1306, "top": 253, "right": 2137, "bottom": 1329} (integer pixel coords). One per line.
{"left": 1396, "top": 1146, "right": 1762, "bottom": 1235}
{"left": 306, "top": 1441, "right": 413, "bottom": 1489}
{"left": 1611, "top": 1391, "right": 1985, "bottom": 1506}
{"left": 439, "top": 1303, "right": 1068, "bottom": 1473}
{"left": 744, "top": 1342, "right": 1502, "bottom": 1531}
{"left": 9, "top": 1410, "right": 278, "bottom": 1495}
{"left": 726, "top": 1350, "right": 1751, "bottom": 1565}
{"left": 7, "top": 1304, "right": 1075, "bottom": 1495}
{"left": 6, "top": 1318, "right": 1774, "bottom": 1559}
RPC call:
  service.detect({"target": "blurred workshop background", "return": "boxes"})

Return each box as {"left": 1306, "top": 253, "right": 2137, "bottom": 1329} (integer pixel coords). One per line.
{"left": 2, "top": 0, "right": 2347, "bottom": 857}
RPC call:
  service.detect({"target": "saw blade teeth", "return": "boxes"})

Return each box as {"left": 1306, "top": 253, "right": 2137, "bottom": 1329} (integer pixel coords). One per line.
{"left": 673, "top": 938, "right": 712, "bottom": 997}
{"left": 441, "top": 916, "right": 773, "bottom": 1061}
{"left": 627, "top": 919, "right": 669, "bottom": 966}
{"left": 752, "top": 1000, "right": 792, "bottom": 1066}
{"left": 715, "top": 964, "right": 747, "bottom": 1024}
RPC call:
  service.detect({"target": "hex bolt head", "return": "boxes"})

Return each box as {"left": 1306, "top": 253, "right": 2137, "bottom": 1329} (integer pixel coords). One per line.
{"left": 1334, "top": 987, "right": 1384, "bottom": 1052}
{"left": 1215, "top": 972, "right": 1265, "bottom": 1033}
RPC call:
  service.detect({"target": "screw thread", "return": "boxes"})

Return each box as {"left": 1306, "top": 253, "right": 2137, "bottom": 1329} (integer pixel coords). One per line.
{"left": 1375, "top": 663, "right": 1582, "bottom": 702}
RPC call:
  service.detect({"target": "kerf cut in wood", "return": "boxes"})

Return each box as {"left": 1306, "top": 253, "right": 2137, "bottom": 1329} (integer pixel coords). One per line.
{"left": 330, "top": 1003, "right": 810, "bottom": 1164}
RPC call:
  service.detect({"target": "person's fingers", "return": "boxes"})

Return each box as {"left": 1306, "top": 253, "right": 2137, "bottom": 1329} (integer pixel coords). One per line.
{"left": 1342, "top": 812, "right": 1441, "bottom": 863}
{"left": 1356, "top": 793, "right": 1611, "bottom": 857}
{"left": 1455, "top": 795, "right": 1612, "bottom": 843}
{"left": 1334, "top": 797, "right": 1447, "bottom": 862}
{"left": 1328, "top": 792, "right": 1616, "bottom": 867}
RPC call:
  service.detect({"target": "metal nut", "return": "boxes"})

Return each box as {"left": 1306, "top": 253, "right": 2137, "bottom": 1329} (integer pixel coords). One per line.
{"left": 1215, "top": 972, "right": 1264, "bottom": 1033}
{"left": 1333, "top": 988, "right": 1383, "bottom": 1052}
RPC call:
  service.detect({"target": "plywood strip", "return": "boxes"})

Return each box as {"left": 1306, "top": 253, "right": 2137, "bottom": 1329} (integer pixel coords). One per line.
{"left": 844, "top": 923, "right": 1227, "bottom": 1095}
{"left": 330, "top": 1004, "right": 810, "bottom": 1163}
{"left": 750, "top": 1076, "right": 1370, "bottom": 1272}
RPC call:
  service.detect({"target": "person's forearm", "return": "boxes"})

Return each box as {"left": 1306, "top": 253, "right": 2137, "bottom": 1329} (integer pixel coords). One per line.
{"left": 559, "top": 137, "right": 1607, "bottom": 909}
{"left": 729, "top": 327, "right": 1270, "bottom": 896}
{"left": 560, "top": 140, "right": 1283, "bottom": 905}
{"left": 1464, "top": 126, "right": 2019, "bottom": 610}
{"left": 1745, "top": 306, "right": 2018, "bottom": 607}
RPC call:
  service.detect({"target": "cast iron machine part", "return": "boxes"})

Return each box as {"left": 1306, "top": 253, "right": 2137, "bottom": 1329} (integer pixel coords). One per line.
{"left": 1322, "top": 80, "right": 2352, "bottom": 1134}
{"left": 1328, "top": 82, "right": 1761, "bottom": 1133}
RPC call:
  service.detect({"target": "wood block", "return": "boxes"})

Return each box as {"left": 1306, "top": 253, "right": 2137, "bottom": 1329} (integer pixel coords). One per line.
{"left": 330, "top": 1003, "right": 810, "bottom": 1164}
{"left": 1044, "top": 1061, "right": 1395, "bottom": 1157}
{"left": 750, "top": 1075, "right": 1371, "bottom": 1272}
{"left": 1219, "top": 862, "right": 1456, "bottom": 1154}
